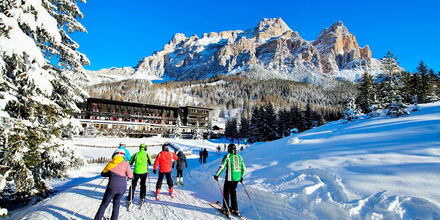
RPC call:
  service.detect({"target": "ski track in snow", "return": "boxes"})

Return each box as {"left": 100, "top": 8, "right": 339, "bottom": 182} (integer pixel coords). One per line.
{"left": 9, "top": 101, "right": 440, "bottom": 220}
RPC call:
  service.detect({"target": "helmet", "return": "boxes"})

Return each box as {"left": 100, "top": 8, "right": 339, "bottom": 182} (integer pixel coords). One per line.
{"left": 119, "top": 142, "right": 126, "bottom": 148}
{"left": 140, "top": 143, "right": 147, "bottom": 151}
{"left": 228, "top": 144, "right": 237, "bottom": 154}
{"left": 114, "top": 149, "right": 126, "bottom": 158}
{"left": 162, "top": 144, "right": 169, "bottom": 151}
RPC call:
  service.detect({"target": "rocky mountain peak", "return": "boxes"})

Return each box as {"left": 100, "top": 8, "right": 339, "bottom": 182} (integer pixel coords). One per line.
{"left": 91, "top": 18, "right": 385, "bottom": 84}
{"left": 313, "top": 21, "right": 373, "bottom": 74}
{"left": 252, "top": 17, "right": 292, "bottom": 39}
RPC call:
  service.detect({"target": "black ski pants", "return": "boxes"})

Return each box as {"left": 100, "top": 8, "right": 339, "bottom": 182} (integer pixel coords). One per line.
{"left": 156, "top": 171, "right": 173, "bottom": 189}
{"left": 128, "top": 173, "right": 148, "bottom": 201}
{"left": 176, "top": 169, "right": 183, "bottom": 178}
{"left": 223, "top": 180, "right": 239, "bottom": 211}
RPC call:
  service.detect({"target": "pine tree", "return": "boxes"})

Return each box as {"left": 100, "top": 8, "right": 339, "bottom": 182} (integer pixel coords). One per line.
{"left": 192, "top": 121, "right": 204, "bottom": 140}
{"left": 357, "top": 70, "right": 376, "bottom": 114}
{"left": 261, "top": 103, "right": 277, "bottom": 141}
{"left": 377, "top": 51, "right": 400, "bottom": 109}
{"left": 290, "top": 105, "right": 305, "bottom": 132}
{"left": 303, "top": 103, "right": 316, "bottom": 130}
{"left": 238, "top": 116, "right": 250, "bottom": 139}
{"left": 276, "top": 109, "right": 290, "bottom": 137}
{"left": 172, "top": 117, "right": 182, "bottom": 139}
{"left": 249, "top": 106, "right": 263, "bottom": 142}
{"left": 224, "top": 118, "right": 238, "bottom": 140}
{"left": 342, "top": 97, "right": 360, "bottom": 123}
{"left": 206, "top": 118, "right": 213, "bottom": 139}
{"left": 386, "top": 92, "right": 409, "bottom": 118}
{"left": 0, "top": 0, "right": 88, "bottom": 202}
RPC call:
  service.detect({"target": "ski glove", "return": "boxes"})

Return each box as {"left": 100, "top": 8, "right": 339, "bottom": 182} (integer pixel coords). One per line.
{"left": 153, "top": 170, "right": 157, "bottom": 174}
{"left": 214, "top": 175, "right": 218, "bottom": 181}
{"left": 240, "top": 177, "right": 243, "bottom": 183}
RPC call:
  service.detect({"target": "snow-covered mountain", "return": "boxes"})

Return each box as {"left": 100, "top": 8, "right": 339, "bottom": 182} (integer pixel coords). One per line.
{"left": 11, "top": 101, "right": 440, "bottom": 220}
{"left": 87, "top": 18, "right": 385, "bottom": 84}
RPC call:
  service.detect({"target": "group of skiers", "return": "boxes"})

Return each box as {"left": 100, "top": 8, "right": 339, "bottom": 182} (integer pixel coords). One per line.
{"left": 94, "top": 142, "right": 245, "bottom": 220}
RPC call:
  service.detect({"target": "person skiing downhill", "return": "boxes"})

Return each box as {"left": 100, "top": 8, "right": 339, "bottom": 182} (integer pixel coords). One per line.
{"left": 127, "top": 143, "right": 153, "bottom": 205}
{"left": 153, "top": 144, "right": 178, "bottom": 198}
{"left": 94, "top": 150, "right": 133, "bottom": 220}
{"left": 172, "top": 149, "right": 188, "bottom": 186}
{"left": 112, "top": 142, "right": 131, "bottom": 162}
{"left": 214, "top": 144, "right": 245, "bottom": 216}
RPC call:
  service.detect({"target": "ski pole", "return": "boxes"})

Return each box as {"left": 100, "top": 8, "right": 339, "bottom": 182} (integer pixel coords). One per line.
{"left": 70, "top": 177, "right": 106, "bottom": 219}
{"left": 215, "top": 179, "right": 231, "bottom": 217}
{"left": 186, "top": 167, "right": 192, "bottom": 178}
{"left": 240, "top": 182, "right": 262, "bottom": 220}
{"left": 130, "top": 178, "right": 134, "bottom": 202}
{"left": 148, "top": 172, "right": 150, "bottom": 193}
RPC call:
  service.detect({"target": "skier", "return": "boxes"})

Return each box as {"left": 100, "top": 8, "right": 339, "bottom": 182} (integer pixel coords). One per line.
{"left": 172, "top": 149, "right": 188, "bottom": 186}
{"left": 199, "top": 149, "right": 203, "bottom": 164}
{"left": 202, "top": 148, "right": 209, "bottom": 164}
{"left": 224, "top": 143, "right": 227, "bottom": 151}
{"left": 217, "top": 145, "right": 221, "bottom": 155}
{"left": 112, "top": 142, "right": 131, "bottom": 162}
{"left": 127, "top": 143, "right": 153, "bottom": 205}
{"left": 153, "top": 144, "right": 178, "bottom": 198}
{"left": 94, "top": 149, "right": 133, "bottom": 220}
{"left": 213, "top": 144, "right": 245, "bottom": 216}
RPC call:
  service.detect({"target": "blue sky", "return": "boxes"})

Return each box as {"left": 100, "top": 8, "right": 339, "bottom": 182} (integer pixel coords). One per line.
{"left": 72, "top": 0, "right": 440, "bottom": 73}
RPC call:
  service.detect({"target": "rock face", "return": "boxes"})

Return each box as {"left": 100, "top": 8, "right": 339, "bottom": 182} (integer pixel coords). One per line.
{"left": 97, "top": 18, "right": 384, "bottom": 82}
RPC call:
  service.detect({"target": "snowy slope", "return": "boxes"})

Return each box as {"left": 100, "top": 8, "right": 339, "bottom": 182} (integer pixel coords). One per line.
{"left": 9, "top": 101, "right": 440, "bottom": 220}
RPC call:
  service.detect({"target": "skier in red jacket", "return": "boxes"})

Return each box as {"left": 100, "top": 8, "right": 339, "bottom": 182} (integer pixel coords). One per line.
{"left": 153, "top": 143, "right": 178, "bottom": 198}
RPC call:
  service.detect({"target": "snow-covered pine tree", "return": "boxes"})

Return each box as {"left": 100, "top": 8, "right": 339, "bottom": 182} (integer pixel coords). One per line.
{"left": 172, "top": 117, "right": 182, "bottom": 139}
{"left": 0, "top": 0, "right": 89, "bottom": 204}
{"left": 206, "top": 118, "right": 213, "bottom": 139}
{"left": 386, "top": 92, "right": 409, "bottom": 118}
{"left": 367, "top": 94, "right": 380, "bottom": 118}
{"left": 192, "top": 121, "right": 203, "bottom": 140}
{"left": 342, "top": 97, "right": 361, "bottom": 123}
{"left": 377, "top": 51, "right": 400, "bottom": 109}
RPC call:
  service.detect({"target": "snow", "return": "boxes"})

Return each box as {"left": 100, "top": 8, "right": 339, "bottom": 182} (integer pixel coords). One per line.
{"left": 8, "top": 101, "right": 440, "bottom": 220}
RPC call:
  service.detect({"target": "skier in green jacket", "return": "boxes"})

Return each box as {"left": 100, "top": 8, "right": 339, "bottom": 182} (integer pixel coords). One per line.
{"left": 127, "top": 143, "right": 153, "bottom": 205}
{"left": 214, "top": 144, "right": 245, "bottom": 216}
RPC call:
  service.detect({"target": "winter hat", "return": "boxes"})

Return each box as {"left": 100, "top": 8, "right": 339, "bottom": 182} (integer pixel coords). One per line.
{"left": 114, "top": 148, "right": 126, "bottom": 158}
{"left": 162, "top": 144, "right": 169, "bottom": 151}
{"left": 119, "top": 142, "right": 126, "bottom": 148}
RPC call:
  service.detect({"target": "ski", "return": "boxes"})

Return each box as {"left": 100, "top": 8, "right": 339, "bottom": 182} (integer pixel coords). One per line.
{"left": 216, "top": 201, "right": 249, "bottom": 220}
{"left": 210, "top": 201, "right": 232, "bottom": 219}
